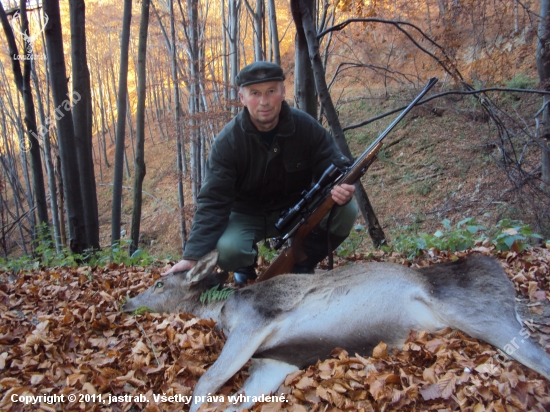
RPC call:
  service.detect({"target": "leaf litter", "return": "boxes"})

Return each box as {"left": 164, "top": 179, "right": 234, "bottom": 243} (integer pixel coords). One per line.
{"left": 0, "top": 247, "right": 549, "bottom": 411}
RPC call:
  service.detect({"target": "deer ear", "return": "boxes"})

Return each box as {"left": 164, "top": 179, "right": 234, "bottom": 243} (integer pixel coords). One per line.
{"left": 186, "top": 250, "right": 220, "bottom": 285}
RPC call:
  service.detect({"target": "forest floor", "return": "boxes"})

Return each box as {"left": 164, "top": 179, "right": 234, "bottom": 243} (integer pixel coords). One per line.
{"left": 1, "top": 245, "right": 549, "bottom": 411}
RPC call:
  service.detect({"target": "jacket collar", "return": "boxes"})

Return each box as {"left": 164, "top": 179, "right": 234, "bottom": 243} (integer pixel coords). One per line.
{"left": 239, "top": 101, "right": 295, "bottom": 138}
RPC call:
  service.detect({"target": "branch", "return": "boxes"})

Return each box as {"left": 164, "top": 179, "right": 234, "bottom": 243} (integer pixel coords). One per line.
{"left": 242, "top": 0, "right": 255, "bottom": 17}
{"left": 3, "top": 5, "right": 42, "bottom": 16}
{"left": 176, "top": 0, "right": 192, "bottom": 58}
{"left": 151, "top": 1, "right": 172, "bottom": 54}
{"left": 317, "top": 17, "right": 462, "bottom": 81}
{"left": 327, "top": 62, "right": 416, "bottom": 91}
{"left": 515, "top": 0, "right": 541, "bottom": 19}
{"left": 133, "top": 318, "right": 161, "bottom": 366}
{"left": 278, "top": 16, "right": 293, "bottom": 44}
{"left": 343, "top": 88, "right": 550, "bottom": 132}
{"left": 0, "top": 206, "right": 36, "bottom": 234}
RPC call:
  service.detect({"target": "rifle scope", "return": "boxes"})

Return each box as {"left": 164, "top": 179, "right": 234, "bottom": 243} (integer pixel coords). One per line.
{"left": 275, "top": 163, "right": 343, "bottom": 232}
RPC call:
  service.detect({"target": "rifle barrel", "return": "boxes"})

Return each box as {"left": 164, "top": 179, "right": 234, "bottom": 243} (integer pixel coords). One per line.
{"left": 352, "top": 78, "right": 438, "bottom": 169}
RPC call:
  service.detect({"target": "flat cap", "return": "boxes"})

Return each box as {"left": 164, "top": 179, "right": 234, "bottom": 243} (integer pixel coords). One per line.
{"left": 235, "top": 61, "right": 285, "bottom": 87}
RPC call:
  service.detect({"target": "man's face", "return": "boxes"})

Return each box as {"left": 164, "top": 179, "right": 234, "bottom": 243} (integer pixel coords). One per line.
{"left": 238, "top": 81, "right": 286, "bottom": 132}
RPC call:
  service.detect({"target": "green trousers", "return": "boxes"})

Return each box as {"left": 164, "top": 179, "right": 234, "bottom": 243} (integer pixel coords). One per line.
{"left": 216, "top": 199, "right": 358, "bottom": 271}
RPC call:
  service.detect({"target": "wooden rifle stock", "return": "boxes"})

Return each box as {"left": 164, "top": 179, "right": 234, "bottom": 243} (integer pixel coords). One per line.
{"left": 258, "top": 77, "right": 438, "bottom": 282}
{"left": 258, "top": 141, "right": 383, "bottom": 282}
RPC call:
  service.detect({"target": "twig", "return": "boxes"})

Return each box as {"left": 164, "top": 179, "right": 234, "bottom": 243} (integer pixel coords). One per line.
{"left": 133, "top": 318, "right": 161, "bottom": 367}
{"left": 318, "top": 17, "right": 460, "bottom": 81}
{"left": 343, "top": 88, "right": 550, "bottom": 132}
{"left": 0, "top": 206, "right": 36, "bottom": 233}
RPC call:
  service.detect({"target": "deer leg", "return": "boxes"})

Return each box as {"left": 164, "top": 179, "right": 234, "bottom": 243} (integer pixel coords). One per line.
{"left": 190, "top": 324, "right": 275, "bottom": 412}
{"left": 223, "top": 358, "right": 299, "bottom": 412}
{"left": 453, "top": 310, "right": 550, "bottom": 380}
{"left": 484, "top": 321, "right": 550, "bottom": 380}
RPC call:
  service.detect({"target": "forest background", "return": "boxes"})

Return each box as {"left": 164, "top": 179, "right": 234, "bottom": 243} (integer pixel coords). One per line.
{"left": 0, "top": 0, "right": 549, "bottom": 262}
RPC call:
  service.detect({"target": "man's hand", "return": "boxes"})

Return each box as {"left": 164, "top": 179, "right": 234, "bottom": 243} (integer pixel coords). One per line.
{"left": 162, "top": 259, "right": 197, "bottom": 276}
{"left": 331, "top": 183, "right": 355, "bottom": 205}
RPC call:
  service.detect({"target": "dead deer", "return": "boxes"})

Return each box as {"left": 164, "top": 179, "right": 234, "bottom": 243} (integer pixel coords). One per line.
{"left": 122, "top": 251, "right": 550, "bottom": 412}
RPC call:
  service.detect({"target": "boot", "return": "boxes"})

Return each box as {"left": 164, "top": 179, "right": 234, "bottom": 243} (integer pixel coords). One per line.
{"left": 234, "top": 244, "right": 258, "bottom": 286}
{"left": 291, "top": 228, "right": 347, "bottom": 273}
{"left": 233, "top": 265, "right": 257, "bottom": 286}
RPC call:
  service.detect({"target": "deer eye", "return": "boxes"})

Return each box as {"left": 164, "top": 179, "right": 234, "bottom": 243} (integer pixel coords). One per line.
{"left": 155, "top": 281, "right": 164, "bottom": 289}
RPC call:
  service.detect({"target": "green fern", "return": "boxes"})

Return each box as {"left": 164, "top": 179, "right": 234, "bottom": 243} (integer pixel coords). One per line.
{"left": 200, "top": 284, "right": 236, "bottom": 305}
{"left": 132, "top": 306, "right": 154, "bottom": 315}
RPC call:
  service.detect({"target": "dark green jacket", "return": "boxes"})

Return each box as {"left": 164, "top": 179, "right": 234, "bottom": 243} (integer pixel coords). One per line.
{"left": 183, "top": 101, "right": 349, "bottom": 260}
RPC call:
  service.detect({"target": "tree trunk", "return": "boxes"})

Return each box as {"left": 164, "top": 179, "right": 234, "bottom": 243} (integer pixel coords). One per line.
{"left": 129, "top": 0, "right": 150, "bottom": 255}
{"left": 111, "top": 0, "right": 132, "bottom": 245}
{"left": 0, "top": 147, "right": 30, "bottom": 255}
{"left": 537, "top": 0, "right": 550, "bottom": 189}
{"left": 295, "top": 0, "right": 387, "bottom": 247}
{"left": 267, "top": 0, "right": 280, "bottom": 65}
{"left": 290, "top": 0, "right": 317, "bottom": 118}
{"left": 243, "top": 0, "right": 261, "bottom": 61}
{"left": 187, "top": 0, "right": 202, "bottom": 202}
{"left": 96, "top": 65, "right": 110, "bottom": 167}
{"left": 228, "top": 0, "right": 241, "bottom": 109}
{"left": 70, "top": 0, "right": 99, "bottom": 250}
{"left": 31, "top": 50, "right": 62, "bottom": 251}
{"left": 55, "top": 155, "right": 67, "bottom": 247}
{"left": 221, "top": 0, "right": 229, "bottom": 107}
{"left": 0, "top": 1, "right": 49, "bottom": 234}
{"left": 169, "top": 0, "right": 187, "bottom": 254}
{"left": 43, "top": 0, "right": 87, "bottom": 253}
{"left": 126, "top": 94, "right": 136, "bottom": 167}
{"left": 106, "top": 62, "right": 117, "bottom": 144}
{"left": 149, "top": 60, "right": 167, "bottom": 140}
{"left": 145, "top": 106, "right": 155, "bottom": 145}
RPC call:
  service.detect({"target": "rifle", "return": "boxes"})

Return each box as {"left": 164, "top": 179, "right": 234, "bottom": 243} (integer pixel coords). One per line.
{"left": 258, "top": 77, "right": 438, "bottom": 282}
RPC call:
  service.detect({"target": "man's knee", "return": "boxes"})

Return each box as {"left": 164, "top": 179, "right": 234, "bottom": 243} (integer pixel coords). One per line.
{"left": 216, "top": 235, "right": 255, "bottom": 271}
{"left": 324, "top": 199, "right": 358, "bottom": 237}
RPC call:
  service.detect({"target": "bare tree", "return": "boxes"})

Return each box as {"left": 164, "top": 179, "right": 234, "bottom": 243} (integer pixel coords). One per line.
{"left": 43, "top": 0, "right": 87, "bottom": 253}
{"left": 167, "top": 0, "right": 187, "bottom": 253}
{"left": 293, "top": 0, "right": 386, "bottom": 247}
{"left": 70, "top": 0, "right": 99, "bottom": 250}
{"left": 129, "top": 0, "right": 151, "bottom": 255}
{"left": 244, "top": 0, "right": 263, "bottom": 61}
{"left": 0, "top": 1, "right": 49, "bottom": 236}
{"left": 266, "top": 0, "right": 280, "bottom": 65}
{"left": 228, "top": 0, "right": 241, "bottom": 107}
{"left": 111, "top": 0, "right": 132, "bottom": 246}
{"left": 31, "top": 45, "right": 62, "bottom": 251}
{"left": 95, "top": 64, "right": 110, "bottom": 168}
{"left": 185, "top": 0, "right": 202, "bottom": 202}
{"left": 291, "top": 0, "right": 316, "bottom": 118}
{"left": 221, "top": 0, "right": 230, "bottom": 106}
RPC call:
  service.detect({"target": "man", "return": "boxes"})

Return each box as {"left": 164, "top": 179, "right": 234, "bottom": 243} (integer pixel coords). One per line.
{"left": 165, "top": 62, "right": 357, "bottom": 285}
